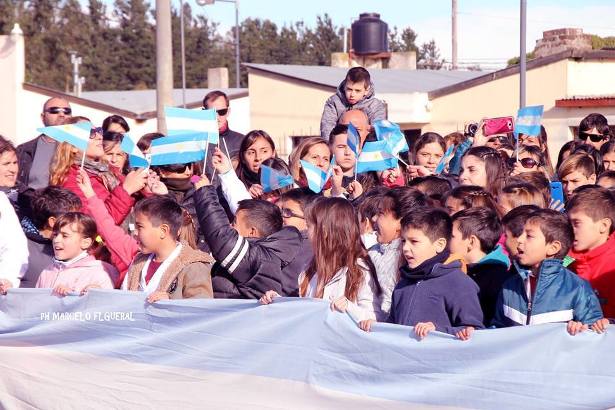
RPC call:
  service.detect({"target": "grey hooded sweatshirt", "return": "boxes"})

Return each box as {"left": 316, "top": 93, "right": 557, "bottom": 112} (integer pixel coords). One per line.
{"left": 320, "top": 79, "right": 387, "bottom": 141}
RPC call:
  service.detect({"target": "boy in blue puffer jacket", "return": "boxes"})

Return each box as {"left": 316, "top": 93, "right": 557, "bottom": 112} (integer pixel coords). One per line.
{"left": 492, "top": 209, "right": 608, "bottom": 335}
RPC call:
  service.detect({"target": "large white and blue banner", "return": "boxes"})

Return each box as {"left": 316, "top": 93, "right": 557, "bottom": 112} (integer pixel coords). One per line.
{"left": 0, "top": 289, "right": 613, "bottom": 409}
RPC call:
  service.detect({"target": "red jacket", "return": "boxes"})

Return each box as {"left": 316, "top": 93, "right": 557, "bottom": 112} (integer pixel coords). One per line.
{"left": 62, "top": 165, "right": 134, "bottom": 225}
{"left": 569, "top": 232, "right": 615, "bottom": 318}
{"left": 86, "top": 195, "right": 139, "bottom": 287}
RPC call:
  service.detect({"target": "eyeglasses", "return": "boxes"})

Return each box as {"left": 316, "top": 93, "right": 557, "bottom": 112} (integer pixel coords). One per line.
{"left": 90, "top": 127, "right": 103, "bottom": 138}
{"left": 579, "top": 132, "right": 605, "bottom": 143}
{"left": 508, "top": 157, "right": 540, "bottom": 169}
{"left": 202, "top": 107, "right": 229, "bottom": 116}
{"left": 487, "top": 136, "right": 508, "bottom": 144}
{"left": 280, "top": 207, "right": 304, "bottom": 219}
{"left": 45, "top": 107, "right": 72, "bottom": 115}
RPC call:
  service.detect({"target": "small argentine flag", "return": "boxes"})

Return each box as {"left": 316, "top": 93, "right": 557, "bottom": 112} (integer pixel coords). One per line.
{"left": 434, "top": 144, "right": 455, "bottom": 175}
{"left": 149, "top": 134, "right": 208, "bottom": 166}
{"left": 120, "top": 133, "right": 149, "bottom": 168}
{"left": 374, "top": 120, "right": 408, "bottom": 155}
{"left": 514, "top": 105, "right": 543, "bottom": 137}
{"left": 347, "top": 122, "right": 361, "bottom": 157}
{"left": 300, "top": 160, "right": 330, "bottom": 194}
{"left": 356, "top": 140, "right": 398, "bottom": 174}
{"left": 165, "top": 106, "right": 219, "bottom": 145}
{"left": 260, "top": 165, "right": 294, "bottom": 193}
{"left": 37, "top": 122, "right": 92, "bottom": 151}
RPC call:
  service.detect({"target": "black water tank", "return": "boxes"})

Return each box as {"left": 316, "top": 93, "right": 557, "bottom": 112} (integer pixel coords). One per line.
{"left": 351, "top": 13, "right": 388, "bottom": 54}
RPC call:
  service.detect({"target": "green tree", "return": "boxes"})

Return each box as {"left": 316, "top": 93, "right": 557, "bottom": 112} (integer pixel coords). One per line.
{"left": 418, "top": 39, "right": 444, "bottom": 70}
{"left": 303, "top": 14, "right": 342, "bottom": 65}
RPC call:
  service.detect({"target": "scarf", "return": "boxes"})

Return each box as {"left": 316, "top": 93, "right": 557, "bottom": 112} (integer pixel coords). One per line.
{"left": 162, "top": 177, "right": 194, "bottom": 192}
{"left": 77, "top": 157, "right": 120, "bottom": 191}
{"left": 401, "top": 250, "right": 451, "bottom": 280}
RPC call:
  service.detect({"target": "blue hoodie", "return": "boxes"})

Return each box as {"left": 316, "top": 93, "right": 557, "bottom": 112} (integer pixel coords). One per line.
{"left": 388, "top": 251, "right": 485, "bottom": 335}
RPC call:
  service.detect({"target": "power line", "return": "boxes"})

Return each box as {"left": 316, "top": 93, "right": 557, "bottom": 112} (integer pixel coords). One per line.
{"left": 457, "top": 11, "right": 615, "bottom": 32}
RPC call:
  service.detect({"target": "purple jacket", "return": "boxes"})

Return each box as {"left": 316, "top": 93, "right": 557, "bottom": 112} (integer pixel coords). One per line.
{"left": 388, "top": 252, "right": 484, "bottom": 335}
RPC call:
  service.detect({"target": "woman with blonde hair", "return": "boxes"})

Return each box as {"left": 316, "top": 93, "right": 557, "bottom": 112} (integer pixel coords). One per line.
{"left": 49, "top": 117, "right": 147, "bottom": 225}
{"left": 288, "top": 137, "right": 331, "bottom": 187}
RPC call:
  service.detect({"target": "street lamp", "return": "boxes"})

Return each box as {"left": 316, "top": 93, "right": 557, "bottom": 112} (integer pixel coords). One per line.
{"left": 195, "top": 0, "right": 241, "bottom": 89}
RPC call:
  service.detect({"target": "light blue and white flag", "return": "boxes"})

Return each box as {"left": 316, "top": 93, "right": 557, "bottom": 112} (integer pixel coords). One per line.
{"left": 260, "top": 165, "right": 294, "bottom": 193}
{"left": 0, "top": 290, "right": 614, "bottom": 409}
{"left": 434, "top": 143, "right": 455, "bottom": 175}
{"left": 37, "top": 122, "right": 92, "bottom": 151}
{"left": 300, "top": 160, "right": 330, "bottom": 193}
{"left": 120, "top": 133, "right": 149, "bottom": 168}
{"left": 149, "top": 134, "right": 208, "bottom": 166}
{"left": 374, "top": 119, "right": 409, "bottom": 155}
{"left": 347, "top": 122, "right": 361, "bottom": 157}
{"left": 356, "top": 140, "right": 398, "bottom": 174}
{"left": 165, "top": 106, "right": 219, "bottom": 145}
{"left": 514, "top": 105, "right": 544, "bottom": 137}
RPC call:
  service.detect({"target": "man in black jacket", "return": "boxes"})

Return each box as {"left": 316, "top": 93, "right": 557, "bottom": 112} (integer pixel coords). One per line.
{"left": 193, "top": 180, "right": 303, "bottom": 299}
{"left": 17, "top": 97, "right": 72, "bottom": 189}
{"left": 203, "top": 90, "right": 244, "bottom": 159}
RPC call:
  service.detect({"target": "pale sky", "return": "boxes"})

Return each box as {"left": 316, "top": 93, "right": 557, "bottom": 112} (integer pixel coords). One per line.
{"left": 182, "top": 0, "right": 615, "bottom": 69}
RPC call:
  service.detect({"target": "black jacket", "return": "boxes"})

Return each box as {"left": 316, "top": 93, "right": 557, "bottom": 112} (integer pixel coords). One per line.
{"left": 281, "top": 230, "right": 313, "bottom": 297}
{"left": 194, "top": 185, "right": 303, "bottom": 299}
{"left": 20, "top": 217, "right": 54, "bottom": 288}
{"left": 16, "top": 135, "right": 42, "bottom": 187}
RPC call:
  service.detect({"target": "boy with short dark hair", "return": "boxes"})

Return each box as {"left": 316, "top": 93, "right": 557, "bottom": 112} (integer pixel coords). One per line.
{"left": 450, "top": 207, "right": 512, "bottom": 326}
{"left": 123, "top": 196, "right": 214, "bottom": 301}
{"left": 492, "top": 209, "right": 608, "bottom": 334}
{"left": 20, "top": 186, "right": 82, "bottom": 287}
{"left": 320, "top": 67, "right": 386, "bottom": 140}
{"left": 567, "top": 187, "right": 615, "bottom": 318}
{"left": 193, "top": 177, "right": 303, "bottom": 299}
{"left": 501, "top": 205, "right": 541, "bottom": 257}
{"left": 557, "top": 153, "right": 596, "bottom": 198}
{"left": 361, "top": 207, "right": 484, "bottom": 340}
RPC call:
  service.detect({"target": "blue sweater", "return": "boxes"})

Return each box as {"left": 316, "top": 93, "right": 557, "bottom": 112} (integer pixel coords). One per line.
{"left": 388, "top": 252, "right": 485, "bottom": 334}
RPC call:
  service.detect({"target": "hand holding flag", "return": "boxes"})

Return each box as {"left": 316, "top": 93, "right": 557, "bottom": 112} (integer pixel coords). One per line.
{"left": 260, "top": 165, "right": 294, "bottom": 193}
{"left": 356, "top": 140, "right": 398, "bottom": 174}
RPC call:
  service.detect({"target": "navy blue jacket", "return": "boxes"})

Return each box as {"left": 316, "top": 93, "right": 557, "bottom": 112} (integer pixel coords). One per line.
{"left": 492, "top": 259, "right": 603, "bottom": 327}
{"left": 388, "top": 252, "right": 484, "bottom": 335}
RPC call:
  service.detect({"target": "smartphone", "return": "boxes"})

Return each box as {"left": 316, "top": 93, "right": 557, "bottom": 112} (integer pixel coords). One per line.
{"left": 550, "top": 181, "right": 565, "bottom": 211}
{"left": 483, "top": 116, "right": 514, "bottom": 136}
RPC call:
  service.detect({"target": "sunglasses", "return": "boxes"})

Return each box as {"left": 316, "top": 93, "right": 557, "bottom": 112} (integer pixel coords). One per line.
{"left": 45, "top": 107, "right": 72, "bottom": 115}
{"left": 508, "top": 157, "right": 540, "bottom": 169}
{"left": 202, "top": 107, "right": 229, "bottom": 116}
{"left": 90, "top": 127, "right": 103, "bottom": 138}
{"left": 487, "top": 136, "right": 508, "bottom": 144}
{"left": 280, "top": 207, "right": 304, "bottom": 219}
{"left": 579, "top": 132, "right": 605, "bottom": 143}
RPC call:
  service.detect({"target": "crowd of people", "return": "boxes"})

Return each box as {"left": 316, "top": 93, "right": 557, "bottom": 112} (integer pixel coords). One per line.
{"left": 0, "top": 66, "right": 614, "bottom": 341}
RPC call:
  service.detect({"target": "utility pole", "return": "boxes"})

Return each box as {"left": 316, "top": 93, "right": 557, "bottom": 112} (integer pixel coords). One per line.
{"left": 452, "top": 0, "right": 458, "bottom": 70}
{"left": 520, "top": 0, "right": 527, "bottom": 109}
{"left": 70, "top": 52, "right": 85, "bottom": 97}
{"left": 156, "top": 0, "right": 174, "bottom": 134}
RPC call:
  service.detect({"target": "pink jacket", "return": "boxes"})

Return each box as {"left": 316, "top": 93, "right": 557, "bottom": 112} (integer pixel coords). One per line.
{"left": 36, "top": 255, "right": 116, "bottom": 292}
{"left": 86, "top": 195, "right": 139, "bottom": 287}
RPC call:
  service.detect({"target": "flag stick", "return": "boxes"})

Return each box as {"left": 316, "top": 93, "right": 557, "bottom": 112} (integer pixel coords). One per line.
{"left": 516, "top": 135, "right": 519, "bottom": 162}
{"left": 395, "top": 154, "right": 410, "bottom": 167}
{"left": 80, "top": 150, "right": 86, "bottom": 170}
{"left": 201, "top": 135, "right": 210, "bottom": 177}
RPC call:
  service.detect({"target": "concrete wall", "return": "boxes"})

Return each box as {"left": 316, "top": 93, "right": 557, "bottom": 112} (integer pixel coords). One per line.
{"left": 248, "top": 70, "right": 332, "bottom": 156}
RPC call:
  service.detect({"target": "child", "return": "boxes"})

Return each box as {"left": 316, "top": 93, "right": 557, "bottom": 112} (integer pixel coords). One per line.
{"left": 260, "top": 197, "right": 383, "bottom": 323}
{"left": 20, "top": 186, "right": 82, "bottom": 288}
{"left": 235, "top": 130, "right": 277, "bottom": 198}
{"left": 450, "top": 207, "right": 512, "bottom": 326}
{"left": 35, "top": 212, "right": 115, "bottom": 295}
{"left": 122, "top": 196, "right": 214, "bottom": 301}
{"left": 369, "top": 188, "right": 427, "bottom": 316}
{"left": 567, "top": 187, "right": 615, "bottom": 318}
{"left": 357, "top": 187, "right": 389, "bottom": 250}
{"left": 276, "top": 188, "right": 318, "bottom": 296}
{"left": 320, "top": 67, "right": 386, "bottom": 141}
{"left": 501, "top": 205, "right": 541, "bottom": 257}
{"left": 407, "top": 133, "right": 446, "bottom": 179}
{"left": 193, "top": 175, "right": 303, "bottom": 299}
{"left": 442, "top": 185, "right": 496, "bottom": 216}
{"left": 597, "top": 170, "right": 615, "bottom": 189}
{"left": 497, "top": 183, "right": 547, "bottom": 216}
{"left": 492, "top": 209, "right": 608, "bottom": 334}
{"left": 407, "top": 175, "right": 452, "bottom": 206}
{"left": 557, "top": 152, "right": 596, "bottom": 199}
{"left": 361, "top": 207, "right": 484, "bottom": 340}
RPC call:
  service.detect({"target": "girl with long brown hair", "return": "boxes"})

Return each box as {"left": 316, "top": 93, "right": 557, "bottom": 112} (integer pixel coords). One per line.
{"left": 260, "top": 197, "right": 383, "bottom": 322}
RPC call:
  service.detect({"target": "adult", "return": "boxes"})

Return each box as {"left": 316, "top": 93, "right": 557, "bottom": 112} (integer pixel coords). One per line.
{"left": 338, "top": 108, "right": 371, "bottom": 145}
{"left": 203, "top": 90, "right": 245, "bottom": 170}
{"left": 102, "top": 114, "right": 130, "bottom": 134}
{"left": 17, "top": 97, "right": 72, "bottom": 189}
{"left": 0, "top": 135, "right": 34, "bottom": 219}
{"left": 578, "top": 113, "right": 612, "bottom": 151}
